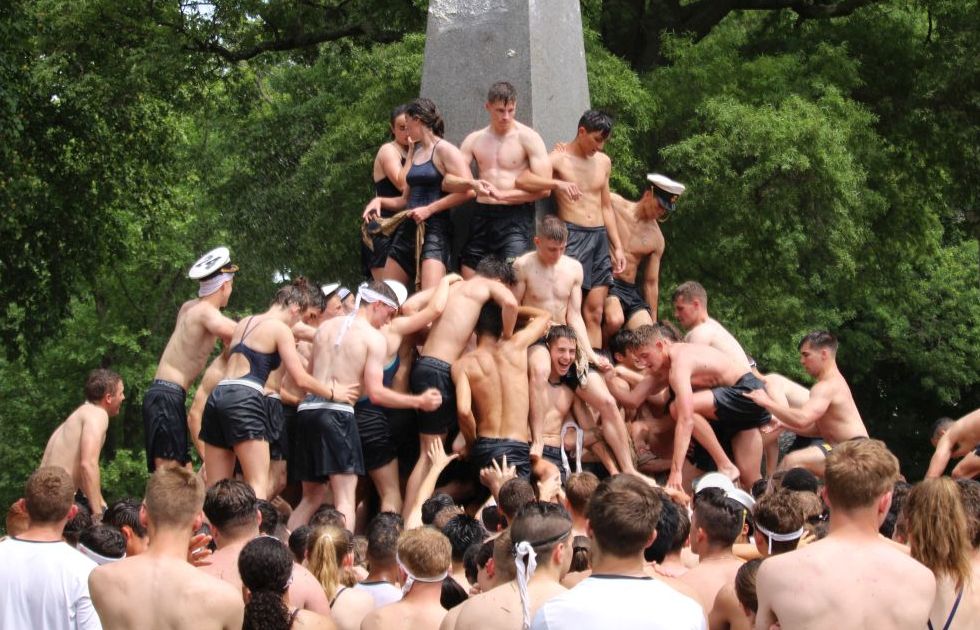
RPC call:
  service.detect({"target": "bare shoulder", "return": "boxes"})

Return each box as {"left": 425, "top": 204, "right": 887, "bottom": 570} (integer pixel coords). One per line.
{"left": 294, "top": 610, "right": 335, "bottom": 630}
{"left": 517, "top": 122, "right": 546, "bottom": 146}
{"left": 513, "top": 251, "right": 534, "bottom": 272}
{"left": 595, "top": 152, "right": 612, "bottom": 169}
{"left": 558, "top": 255, "right": 583, "bottom": 277}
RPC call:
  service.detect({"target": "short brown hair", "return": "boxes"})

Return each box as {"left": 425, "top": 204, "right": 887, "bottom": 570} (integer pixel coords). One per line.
{"left": 537, "top": 214, "right": 568, "bottom": 244}
{"left": 203, "top": 479, "right": 258, "bottom": 534}
{"left": 492, "top": 529, "right": 516, "bottom": 582}
{"left": 956, "top": 479, "right": 980, "bottom": 549}
{"left": 144, "top": 465, "right": 205, "bottom": 529}
{"left": 672, "top": 281, "right": 707, "bottom": 306}
{"left": 24, "top": 466, "right": 75, "bottom": 523}
{"left": 487, "top": 81, "right": 517, "bottom": 104}
{"left": 84, "top": 369, "right": 122, "bottom": 403}
{"left": 799, "top": 330, "right": 838, "bottom": 353}
{"left": 565, "top": 472, "right": 599, "bottom": 516}
{"left": 398, "top": 527, "right": 452, "bottom": 579}
{"left": 824, "top": 439, "right": 899, "bottom": 511}
{"left": 586, "top": 475, "right": 661, "bottom": 557}
{"left": 753, "top": 490, "right": 805, "bottom": 554}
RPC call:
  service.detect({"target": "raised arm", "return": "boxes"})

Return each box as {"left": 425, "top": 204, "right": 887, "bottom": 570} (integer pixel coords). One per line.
{"left": 926, "top": 408, "right": 980, "bottom": 478}
{"left": 388, "top": 273, "right": 461, "bottom": 337}
{"left": 744, "top": 382, "right": 831, "bottom": 434}
{"left": 488, "top": 280, "right": 519, "bottom": 340}
{"left": 378, "top": 142, "right": 409, "bottom": 192}
{"left": 403, "top": 438, "right": 459, "bottom": 529}
{"left": 511, "top": 305, "right": 552, "bottom": 349}
{"left": 78, "top": 412, "right": 109, "bottom": 514}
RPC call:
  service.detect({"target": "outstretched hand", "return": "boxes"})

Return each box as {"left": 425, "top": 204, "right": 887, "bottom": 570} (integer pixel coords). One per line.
{"left": 742, "top": 388, "right": 773, "bottom": 407}
{"left": 426, "top": 437, "right": 459, "bottom": 472}
{"left": 480, "top": 455, "right": 517, "bottom": 497}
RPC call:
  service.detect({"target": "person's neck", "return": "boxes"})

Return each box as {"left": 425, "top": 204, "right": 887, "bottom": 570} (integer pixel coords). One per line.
{"left": 828, "top": 508, "right": 884, "bottom": 539}
{"left": 692, "top": 313, "right": 709, "bottom": 327}
{"left": 146, "top": 527, "right": 195, "bottom": 559}
{"left": 405, "top": 581, "right": 443, "bottom": 604}
{"left": 634, "top": 196, "right": 660, "bottom": 221}
{"left": 697, "top": 543, "right": 736, "bottom": 562}
{"left": 567, "top": 139, "right": 588, "bottom": 158}
{"left": 590, "top": 547, "right": 647, "bottom": 577}
{"left": 817, "top": 362, "right": 842, "bottom": 382}
{"left": 529, "top": 560, "right": 562, "bottom": 584}
{"left": 214, "top": 526, "right": 258, "bottom": 550}
{"left": 16, "top": 522, "right": 66, "bottom": 542}
{"left": 570, "top": 513, "right": 588, "bottom": 535}
{"left": 659, "top": 552, "right": 685, "bottom": 568}
{"left": 417, "top": 129, "right": 438, "bottom": 150}
{"left": 365, "top": 564, "right": 401, "bottom": 585}
{"left": 476, "top": 335, "right": 498, "bottom": 349}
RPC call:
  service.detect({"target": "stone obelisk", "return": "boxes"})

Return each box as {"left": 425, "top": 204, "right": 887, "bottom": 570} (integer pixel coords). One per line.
{"left": 420, "top": 0, "right": 590, "bottom": 248}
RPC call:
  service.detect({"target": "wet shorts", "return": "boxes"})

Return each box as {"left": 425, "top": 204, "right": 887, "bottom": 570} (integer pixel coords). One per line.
{"left": 787, "top": 434, "right": 832, "bottom": 456}
{"left": 608, "top": 278, "right": 650, "bottom": 321}
{"left": 142, "top": 379, "right": 190, "bottom": 472}
{"left": 470, "top": 437, "right": 531, "bottom": 479}
{"left": 410, "top": 356, "right": 456, "bottom": 435}
{"left": 355, "top": 400, "right": 398, "bottom": 471}
{"left": 687, "top": 426, "right": 735, "bottom": 472}
{"left": 386, "top": 213, "right": 453, "bottom": 279}
{"left": 283, "top": 403, "right": 302, "bottom": 483}
{"left": 362, "top": 211, "right": 398, "bottom": 275}
{"left": 460, "top": 202, "right": 534, "bottom": 269}
{"left": 294, "top": 397, "right": 365, "bottom": 479}
{"left": 200, "top": 380, "right": 272, "bottom": 450}
{"left": 388, "top": 407, "right": 420, "bottom": 478}
{"left": 264, "top": 394, "right": 287, "bottom": 461}
{"left": 564, "top": 221, "right": 613, "bottom": 291}
{"left": 542, "top": 444, "right": 569, "bottom": 485}
{"left": 712, "top": 373, "right": 772, "bottom": 430}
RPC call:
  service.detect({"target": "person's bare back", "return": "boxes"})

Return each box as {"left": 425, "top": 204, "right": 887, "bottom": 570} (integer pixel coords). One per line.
{"left": 90, "top": 553, "right": 243, "bottom": 630}
{"left": 678, "top": 557, "right": 744, "bottom": 613}
{"left": 422, "top": 276, "right": 517, "bottom": 363}
{"left": 154, "top": 298, "right": 236, "bottom": 389}
{"left": 41, "top": 403, "right": 109, "bottom": 497}
{"left": 685, "top": 319, "right": 753, "bottom": 373}
{"left": 756, "top": 537, "right": 934, "bottom": 630}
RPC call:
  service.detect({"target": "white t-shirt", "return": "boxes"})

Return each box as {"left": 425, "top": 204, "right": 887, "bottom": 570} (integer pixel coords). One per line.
{"left": 531, "top": 574, "right": 705, "bottom": 630}
{"left": 355, "top": 580, "right": 403, "bottom": 608}
{"left": 0, "top": 537, "right": 102, "bottom": 630}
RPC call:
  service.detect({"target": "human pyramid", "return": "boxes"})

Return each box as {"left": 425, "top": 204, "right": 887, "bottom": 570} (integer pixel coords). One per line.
{"left": 4, "top": 82, "right": 980, "bottom": 630}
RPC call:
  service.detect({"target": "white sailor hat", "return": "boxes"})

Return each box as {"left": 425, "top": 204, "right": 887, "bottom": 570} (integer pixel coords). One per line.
{"left": 188, "top": 246, "right": 238, "bottom": 280}
{"left": 337, "top": 287, "right": 352, "bottom": 301}
{"left": 694, "top": 472, "right": 756, "bottom": 511}
{"left": 646, "top": 173, "right": 686, "bottom": 196}
{"left": 321, "top": 282, "right": 341, "bottom": 297}
{"left": 383, "top": 280, "right": 409, "bottom": 308}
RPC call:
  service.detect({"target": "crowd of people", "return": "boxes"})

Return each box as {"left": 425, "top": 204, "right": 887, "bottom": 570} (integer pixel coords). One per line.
{"left": 2, "top": 81, "right": 979, "bottom": 629}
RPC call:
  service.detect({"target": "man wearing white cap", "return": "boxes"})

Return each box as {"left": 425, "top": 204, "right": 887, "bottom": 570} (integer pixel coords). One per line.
{"left": 143, "top": 246, "right": 238, "bottom": 472}
{"left": 603, "top": 174, "right": 685, "bottom": 338}
{"left": 288, "top": 280, "right": 442, "bottom": 532}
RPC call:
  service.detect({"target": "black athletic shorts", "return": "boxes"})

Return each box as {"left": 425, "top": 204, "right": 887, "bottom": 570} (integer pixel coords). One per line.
{"left": 386, "top": 213, "right": 453, "bottom": 279}
{"left": 687, "top": 425, "right": 736, "bottom": 472}
{"left": 355, "top": 400, "right": 398, "bottom": 471}
{"left": 787, "top": 434, "right": 830, "bottom": 455}
{"left": 542, "top": 444, "right": 568, "bottom": 485}
{"left": 264, "top": 394, "right": 287, "bottom": 461}
{"left": 470, "top": 437, "right": 531, "bottom": 479}
{"left": 142, "top": 379, "right": 190, "bottom": 472}
{"left": 283, "top": 403, "right": 302, "bottom": 483}
{"left": 200, "top": 380, "right": 271, "bottom": 450}
{"left": 564, "top": 221, "right": 613, "bottom": 291}
{"left": 712, "top": 373, "right": 772, "bottom": 430}
{"left": 410, "top": 355, "right": 456, "bottom": 435}
{"left": 460, "top": 202, "right": 534, "bottom": 269}
{"left": 388, "top": 407, "right": 420, "bottom": 478}
{"left": 294, "top": 397, "right": 365, "bottom": 479}
{"left": 609, "top": 278, "right": 650, "bottom": 321}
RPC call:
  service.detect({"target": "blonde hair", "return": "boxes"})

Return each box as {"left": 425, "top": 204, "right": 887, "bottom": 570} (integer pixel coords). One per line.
{"left": 397, "top": 527, "right": 451, "bottom": 579}
{"left": 144, "top": 465, "right": 205, "bottom": 529}
{"left": 306, "top": 525, "right": 355, "bottom": 599}
{"left": 903, "top": 478, "right": 973, "bottom": 590}
{"left": 824, "top": 439, "right": 898, "bottom": 510}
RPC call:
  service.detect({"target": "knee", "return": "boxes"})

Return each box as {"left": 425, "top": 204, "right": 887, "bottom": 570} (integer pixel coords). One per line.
{"left": 583, "top": 302, "right": 603, "bottom": 322}
{"left": 605, "top": 310, "right": 625, "bottom": 332}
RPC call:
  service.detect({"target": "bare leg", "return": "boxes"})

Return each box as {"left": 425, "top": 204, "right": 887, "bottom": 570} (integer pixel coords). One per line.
{"left": 234, "top": 439, "right": 271, "bottom": 500}
{"left": 403, "top": 432, "right": 446, "bottom": 520}
{"left": 527, "top": 346, "right": 551, "bottom": 455}
{"left": 367, "top": 460, "right": 403, "bottom": 514}
{"left": 329, "top": 473, "right": 359, "bottom": 533}
{"left": 778, "top": 446, "right": 829, "bottom": 477}
{"left": 382, "top": 256, "right": 410, "bottom": 285}
{"left": 420, "top": 258, "right": 446, "bottom": 291}
{"left": 602, "top": 296, "right": 625, "bottom": 345}
{"left": 731, "top": 429, "right": 763, "bottom": 488}
{"left": 582, "top": 286, "right": 609, "bottom": 350}
{"left": 268, "top": 460, "right": 288, "bottom": 499}
{"left": 625, "top": 308, "right": 654, "bottom": 330}
{"left": 288, "top": 481, "right": 326, "bottom": 530}
{"left": 202, "top": 445, "right": 236, "bottom": 488}
{"left": 762, "top": 426, "right": 783, "bottom": 476}
{"left": 370, "top": 266, "right": 385, "bottom": 281}
{"left": 688, "top": 390, "right": 742, "bottom": 481}
{"left": 577, "top": 375, "right": 637, "bottom": 476}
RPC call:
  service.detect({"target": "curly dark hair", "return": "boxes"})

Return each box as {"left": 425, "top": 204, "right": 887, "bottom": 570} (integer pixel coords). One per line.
{"left": 239, "top": 536, "right": 292, "bottom": 630}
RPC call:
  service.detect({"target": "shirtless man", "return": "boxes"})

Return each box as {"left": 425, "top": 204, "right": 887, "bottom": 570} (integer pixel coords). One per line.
{"left": 444, "top": 81, "right": 552, "bottom": 276}
{"left": 454, "top": 502, "right": 572, "bottom": 630}
{"left": 679, "top": 488, "right": 746, "bottom": 613}
{"left": 404, "top": 258, "right": 519, "bottom": 513}
{"left": 926, "top": 407, "right": 980, "bottom": 479}
{"left": 755, "top": 439, "right": 935, "bottom": 630}
{"left": 89, "top": 466, "right": 244, "bottom": 630}
{"left": 603, "top": 174, "right": 686, "bottom": 337}
{"left": 290, "top": 281, "right": 442, "bottom": 531}
{"left": 42, "top": 369, "right": 124, "bottom": 515}
{"left": 361, "top": 527, "right": 452, "bottom": 630}
{"left": 744, "top": 331, "right": 869, "bottom": 477}
{"left": 632, "top": 325, "right": 765, "bottom": 491}
{"left": 199, "top": 479, "right": 330, "bottom": 615}
{"left": 143, "top": 247, "right": 238, "bottom": 472}
{"left": 514, "top": 216, "right": 642, "bottom": 479}
{"left": 517, "top": 110, "right": 626, "bottom": 349}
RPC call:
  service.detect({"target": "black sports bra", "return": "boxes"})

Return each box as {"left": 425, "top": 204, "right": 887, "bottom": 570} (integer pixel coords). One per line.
{"left": 229, "top": 317, "right": 282, "bottom": 385}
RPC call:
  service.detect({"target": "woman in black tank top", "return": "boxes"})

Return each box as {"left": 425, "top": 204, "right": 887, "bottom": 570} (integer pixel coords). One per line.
{"left": 365, "top": 98, "right": 474, "bottom": 291}
{"left": 361, "top": 104, "right": 412, "bottom": 280}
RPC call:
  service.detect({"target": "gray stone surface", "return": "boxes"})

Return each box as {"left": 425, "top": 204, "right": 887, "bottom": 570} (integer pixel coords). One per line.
{"left": 420, "top": 0, "right": 591, "bottom": 251}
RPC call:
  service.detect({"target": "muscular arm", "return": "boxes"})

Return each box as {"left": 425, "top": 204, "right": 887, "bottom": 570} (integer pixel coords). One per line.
{"left": 388, "top": 273, "right": 459, "bottom": 337}
{"left": 512, "top": 306, "right": 552, "bottom": 348}
{"left": 643, "top": 255, "right": 661, "bottom": 319}
{"left": 453, "top": 362, "right": 477, "bottom": 447}
{"left": 488, "top": 281, "right": 519, "bottom": 340}
{"left": 203, "top": 309, "right": 238, "bottom": 346}
{"left": 278, "top": 326, "right": 334, "bottom": 400}
{"left": 669, "top": 357, "right": 697, "bottom": 484}
{"left": 599, "top": 165, "right": 626, "bottom": 274}
{"left": 747, "top": 383, "right": 831, "bottom": 434}
{"left": 364, "top": 334, "right": 425, "bottom": 409}
{"left": 441, "top": 132, "right": 479, "bottom": 193}
{"left": 291, "top": 320, "right": 317, "bottom": 342}
{"left": 927, "top": 408, "right": 980, "bottom": 478}
{"left": 78, "top": 414, "right": 109, "bottom": 513}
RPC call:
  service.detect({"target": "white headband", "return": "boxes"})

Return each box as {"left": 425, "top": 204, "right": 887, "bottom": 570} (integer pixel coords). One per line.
{"left": 335, "top": 283, "right": 398, "bottom": 348}
{"left": 77, "top": 543, "right": 125, "bottom": 566}
{"left": 198, "top": 272, "right": 234, "bottom": 297}
{"left": 755, "top": 522, "right": 805, "bottom": 554}
{"left": 514, "top": 541, "right": 539, "bottom": 630}
{"left": 396, "top": 552, "right": 448, "bottom": 596}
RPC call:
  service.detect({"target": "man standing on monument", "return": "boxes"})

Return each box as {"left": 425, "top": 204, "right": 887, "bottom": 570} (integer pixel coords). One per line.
{"left": 144, "top": 247, "right": 238, "bottom": 473}
{"left": 517, "top": 110, "right": 627, "bottom": 351}
{"left": 444, "top": 81, "right": 556, "bottom": 275}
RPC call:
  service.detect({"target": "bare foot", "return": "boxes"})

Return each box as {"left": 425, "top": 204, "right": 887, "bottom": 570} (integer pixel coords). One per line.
{"left": 719, "top": 463, "right": 742, "bottom": 485}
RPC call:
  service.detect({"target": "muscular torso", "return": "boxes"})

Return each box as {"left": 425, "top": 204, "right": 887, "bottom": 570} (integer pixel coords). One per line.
{"left": 279, "top": 341, "right": 312, "bottom": 405}
{"left": 91, "top": 556, "right": 243, "bottom": 630}
{"left": 155, "top": 300, "right": 228, "bottom": 390}
{"left": 610, "top": 193, "right": 664, "bottom": 283}
{"left": 685, "top": 319, "right": 753, "bottom": 372}
{"left": 41, "top": 404, "right": 108, "bottom": 489}
{"left": 551, "top": 151, "right": 610, "bottom": 227}
{"left": 515, "top": 253, "right": 579, "bottom": 324}
{"left": 813, "top": 374, "right": 868, "bottom": 443}
{"left": 460, "top": 342, "right": 531, "bottom": 442}
{"left": 422, "top": 279, "right": 497, "bottom": 362}
{"left": 659, "top": 343, "right": 747, "bottom": 392}
{"left": 540, "top": 380, "right": 576, "bottom": 448}
{"left": 469, "top": 123, "right": 535, "bottom": 203}
{"left": 311, "top": 317, "right": 379, "bottom": 397}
